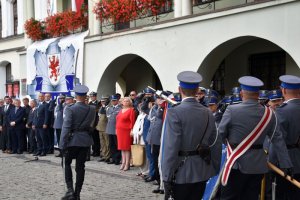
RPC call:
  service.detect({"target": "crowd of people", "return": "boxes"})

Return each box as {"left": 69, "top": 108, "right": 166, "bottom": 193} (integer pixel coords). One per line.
{"left": 0, "top": 72, "right": 300, "bottom": 200}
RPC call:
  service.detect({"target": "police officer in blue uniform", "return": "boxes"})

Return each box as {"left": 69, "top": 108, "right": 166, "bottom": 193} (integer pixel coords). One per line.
{"left": 219, "top": 76, "right": 293, "bottom": 200}
{"left": 162, "top": 71, "right": 221, "bottom": 200}
{"left": 267, "top": 89, "right": 283, "bottom": 109}
{"left": 269, "top": 75, "right": 300, "bottom": 200}
{"left": 60, "top": 85, "right": 96, "bottom": 200}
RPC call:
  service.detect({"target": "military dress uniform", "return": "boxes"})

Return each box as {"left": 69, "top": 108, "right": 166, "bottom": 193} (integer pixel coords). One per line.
{"left": 97, "top": 96, "right": 111, "bottom": 162}
{"left": 105, "top": 95, "right": 122, "bottom": 164}
{"left": 89, "top": 92, "right": 101, "bottom": 157}
{"left": 269, "top": 75, "right": 300, "bottom": 200}
{"left": 162, "top": 71, "right": 221, "bottom": 200}
{"left": 60, "top": 85, "right": 96, "bottom": 200}
{"left": 218, "top": 76, "right": 293, "bottom": 200}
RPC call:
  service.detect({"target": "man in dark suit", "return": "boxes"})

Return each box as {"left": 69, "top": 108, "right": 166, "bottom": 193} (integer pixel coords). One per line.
{"left": 33, "top": 93, "right": 50, "bottom": 156}
{"left": 0, "top": 98, "right": 4, "bottom": 150}
{"left": 162, "top": 71, "right": 221, "bottom": 200}
{"left": 26, "top": 99, "right": 37, "bottom": 154}
{"left": 22, "top": 97, "right": 31, "bottom": 152}
{"left": 0, "top": 96, "right": 15, "bottom": 153}
{"left": 60, "top": 85, "right": 96, "bottom": 200}
{"left": 45, "top": 93, "right": 55, "bottom": 154}
{"left": 8, "top": 99, "right": 26, "bottom": 154}
{"left": 88, "top": 92, "right": 101, "bottom": 157}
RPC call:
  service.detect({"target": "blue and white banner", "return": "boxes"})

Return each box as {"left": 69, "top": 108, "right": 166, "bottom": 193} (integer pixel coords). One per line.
{"left": 26, "top": 31, "right": 89, "bottom": 98}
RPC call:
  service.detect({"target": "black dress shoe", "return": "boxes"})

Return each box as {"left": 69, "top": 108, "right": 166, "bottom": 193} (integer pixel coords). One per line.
{"left": 47, "top": 150, "right": 54, "bottom": 154}
{"left": 55, "top": 153, "right": 62, "bottom": 157}
{"left": 145, "top": 177, "right": 155, "bottom": 182}
{"left": 40, "top": 152, "right": 46, "bottom": 156}
{"left": 107, "top": 161, "right": 115, "bottom": 164}
{"left": 17, "top": 151, "right": 23, "bottom": 154}
{"left": 153, "top": 181, "right": 159, "bottom": 185}
{"left": 98, "top": 158, "right": 106, "bottom": 162}
{"left": 33, "top": 152, "right": 41, "bottom": 156}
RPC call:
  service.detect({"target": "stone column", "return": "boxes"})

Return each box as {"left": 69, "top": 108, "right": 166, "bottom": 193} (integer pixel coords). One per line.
{"left": 1, "top": 0, "right": 8, "bottom": 37}
{"left": 182, "top": 0, "right": 192, "bottom": 16}
{"left": 88, "top": 0, "right": 94, "bottom": 35}
{"left": 174, "top": 0, "right": 182, "bottom": 18}
{"left": 71, "top": 0, "right": 76, "bottom": 11}
{"left": 6, "top": 0, "right": 15, "bottom": 36}
{"left": 24, "top": 0, "right": 34, "bottom": 47}
{"left": 17, "top": 0, "right": 24, "bottom": 34}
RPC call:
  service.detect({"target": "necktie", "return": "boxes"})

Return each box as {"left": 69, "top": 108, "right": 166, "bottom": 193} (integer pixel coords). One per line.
{"left": 4, "top": 105, "right": 8, "bottom": 112}
{"left": 15, "top": 108, "right": 18, "bottom": 114}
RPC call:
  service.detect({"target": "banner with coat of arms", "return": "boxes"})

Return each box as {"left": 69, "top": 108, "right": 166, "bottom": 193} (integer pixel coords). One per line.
{"left": 26, "top": 31, "right": 89, "bottom": 97}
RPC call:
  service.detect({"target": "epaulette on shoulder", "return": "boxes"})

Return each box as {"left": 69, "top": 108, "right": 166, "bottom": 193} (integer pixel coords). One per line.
{"left": 278, "top": 102, "right": 287, "bottom": 108}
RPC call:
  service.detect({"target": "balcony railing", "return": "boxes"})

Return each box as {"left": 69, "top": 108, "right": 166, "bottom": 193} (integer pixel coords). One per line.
{"left": 97, "top": 0, "right": 274, "bottom": 35}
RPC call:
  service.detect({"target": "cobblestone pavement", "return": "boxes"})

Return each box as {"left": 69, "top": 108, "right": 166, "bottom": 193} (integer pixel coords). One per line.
{"left": 0, "top": 151, "right": 164, "bottom": 200}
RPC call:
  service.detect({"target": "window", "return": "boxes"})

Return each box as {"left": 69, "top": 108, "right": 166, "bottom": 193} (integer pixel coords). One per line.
{"left": 211, "top": 60, "right": 225, "bottom": 96}
{"left": 13, "top": 0, "right": 18, "bottom": 35}
{"left": 249, "top": 51, "right": 286, "bottom": 90}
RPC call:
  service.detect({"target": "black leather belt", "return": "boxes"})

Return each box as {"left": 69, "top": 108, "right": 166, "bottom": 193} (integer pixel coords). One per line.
{"left": 178, "top": 150, "right": 199, "bottom": 157}
{"left": 230, "top": 143, "right": 263, "bottom": 149}
{"left": 287, "top": 144, "right": 300, "bottom": 149}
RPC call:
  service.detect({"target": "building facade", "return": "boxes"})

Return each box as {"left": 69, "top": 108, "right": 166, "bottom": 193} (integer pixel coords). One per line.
{"left": 0, "top": 0, "right": 300, "bottom": 98}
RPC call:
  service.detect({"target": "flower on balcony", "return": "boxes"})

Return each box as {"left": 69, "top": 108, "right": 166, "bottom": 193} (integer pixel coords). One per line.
{"left": 24, "top": 3, "right": 88, "bottom": 41}
{"left": 24, "top": 18, "right": 45, "bottom": 41}
{"left": 93, "top": 0, "right": 171, "bottom": 23}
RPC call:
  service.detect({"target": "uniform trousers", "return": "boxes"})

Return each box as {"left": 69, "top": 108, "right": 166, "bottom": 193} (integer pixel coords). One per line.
{"left": 276, "top": 173, "right": 300, "bottom": 200}
{"left": 108, "top": 134, "right": 121, "bottom": 164}
{"left": 145, "top": 142, "right": 155, "bottom": 177}
{"left": 151, "top": 144, "right": 160, "bottom": 182}
{"left": 164, "top": 181, "right": 206, "bottom": 200}
{"left": 220, "top": 169, "right": 264, "bottom": 200}
{"left": 99, "top": 131, "right": 110, "bottom": 160}
{"left": 55, "top": 129, "right": 61, "bottom": 145}
{"left": 64, "top": 146, "right": 89, "bottom": 192}
{"left": 91, "top": 130, "right": 100, "bottom": 156}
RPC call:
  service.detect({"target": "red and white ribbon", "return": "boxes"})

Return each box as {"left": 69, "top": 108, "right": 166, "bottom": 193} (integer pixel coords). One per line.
{"left": 221, "top": 107, "right": 272, "bottom": 186}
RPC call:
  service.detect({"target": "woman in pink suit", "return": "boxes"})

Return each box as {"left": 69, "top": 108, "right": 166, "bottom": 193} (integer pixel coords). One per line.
{"left": 116, "top": 97, "right": 136, "bottom": 171}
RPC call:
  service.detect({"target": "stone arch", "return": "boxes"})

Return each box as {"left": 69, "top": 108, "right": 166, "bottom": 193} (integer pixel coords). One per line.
{"left": 96, "top": 54, "right": 162, "bottom": 97}
{"left": 198, "top": 36, "right": 300, "bottom": 94}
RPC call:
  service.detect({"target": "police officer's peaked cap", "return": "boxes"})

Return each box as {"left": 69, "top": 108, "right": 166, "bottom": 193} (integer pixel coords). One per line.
{"left": 279, "top": 75, "right": 300, "bottom": 89}
{"left": 173, "top": 93, "right": 182, "bottom": 102}
{"left": 204, "top": 96, "right": 218, "bottom": 105}
{"left": 101, "top": 95, "right": 109, "bottom": 101}
{"left": 74, "top": 85, "right": 89, "bottom": 96}
{"left": 238, "top": 76, "right": 264, "bottom": 92}
{"left": 231, "top": 94, "right": 242, "bottom": 104}
{"left": 89, "top": 91, "right": 97, "bottom": 96}
{"left": 232, "top": 87, "right": 241, "bottom": 95}
{"left": 268, "top": 90, "right": 283, "bottom": 101}
{"left": 205, "top": 89, "right": 219, "bottom": 98}
{"left": 259, "top": 90, "right": 269, "bottom": 100}
{"left": 58, "top": 93, "right": 66, "bottom": 98}
{"left": 110, "top": 94, "right": 119, "bottom": 100}
{"left": 222, "top": 95, "right": 232, "bottom": 105}
{"left": 177, "top": 71, "right": 202, "bottom": 89}
{"left": 199, "top": 87, "right": 206, "bottom": 92}
{"left": 65, "top": 94, "right": 74, "bottom": 99}
{"left": 144, "top": 88, "right": 154, "bottom": 94}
